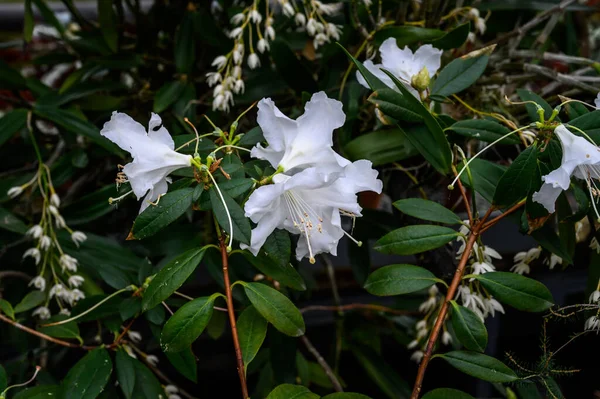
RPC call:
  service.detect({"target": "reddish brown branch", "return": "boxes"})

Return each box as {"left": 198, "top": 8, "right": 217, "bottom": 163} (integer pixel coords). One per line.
{"left": 480, "top": 201, "right": 525, "bottom": 234}
{"left": 455, "top": 172, "right": 473, "bottom": 226}
{"left": 220, "top": 238, "right": 249, "bottom": 399}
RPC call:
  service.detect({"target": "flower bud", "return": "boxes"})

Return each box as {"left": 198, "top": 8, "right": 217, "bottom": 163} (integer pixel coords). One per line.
{"left": 411, "top": 66, "right": 430, "bottom": 92}
{"left": 7, "top": 186, "right": 23, "bottom": 198}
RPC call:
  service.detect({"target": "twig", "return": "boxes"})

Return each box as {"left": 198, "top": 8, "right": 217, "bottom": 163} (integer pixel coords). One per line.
{"left": 0, "top": 271, "right": 32, "bottom": 281}
{"left": 220, "top": 237, "right": 249, "bottom": 399}
{"left": 455, "top": 171, "right": 473, "bottom": 226}
{"left": 523, "top": 64, "right": 598, "bottom": 94}
{"left": 301, "top": 335, "right": 344, "bottom": 393}
{"left": 300, "top": 303, "right": 415, "bottom": 315}
{"left": 510, "top": 50, "right": 597, "bottom": 66}
{"left": 0, "top": 313, "right": 89, "bottom": 350}
{"left": 107, "top": 318, "right": 136, "bottom": 349}
{"left": 480, "top": 201, "right": 525, "bottom": 233}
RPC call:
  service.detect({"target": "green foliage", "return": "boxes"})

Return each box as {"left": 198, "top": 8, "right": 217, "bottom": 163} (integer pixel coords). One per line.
{"left": 472, "top": 272, "right": 554, "bottom": 312}
{"left": 449, "top": 301, "right": 487, "bottom": 352}
{"left": 62, "top": 348, "right": 113, "bottom": 399}
{"left": 434, "top": 351, "right": 518, "bottom": 382}
{"left": 393, "top": 199, "right": 461, "bottom": 225}
{"left": 375, "top": 225, "right": 459, "bottom": 255}
{"left": 238, "top": 305, "right": 268, "bottom": 370}
{"left": 364, "top": 265, "right": 439, "bottom": 296}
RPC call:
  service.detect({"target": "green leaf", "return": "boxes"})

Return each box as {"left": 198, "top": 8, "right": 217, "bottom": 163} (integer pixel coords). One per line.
{"left": 394, "top": 198, "right": 461, "bottom": 225}
{"left": 241, "top": 282, "right": 305, "bottom": 337}
{"left": 0, "top": 207, "right": 28, "bottom": 234}
{"left": 130, "top": 357, "right": 165, "bottom": 398}
{"left": 238, "top": 305, "right": 268, "bottom": 370}
{"left": 531, "top": 225, "right": 573, "bottom": 264}
{"left": 263, "top": 229, "right": 291, "bottom": 268}
{"left": 352, "top": 345, "right": 410, "bottom": 399}
{"left": 210, "top": 187, "right": 252, "bottom": 245}
{"left": 432, "top": 22, "right": 471, "bottom": 50}
{"left": 161, "top": 294, "right": 218, "bottom": 353}
{"left": 270, "top": 39, "right": 318, "bottom": 94}
{"left": 153, "top": 81, "right": 187, "bottom": 113}
{"left": 242, "top": 252, "right": 306, "bottom": 291}
{"left": 175, "top": 14, "right": 196, "bottom": 74}
{"left": 364, "top": 264, "right": 438, "bottom": 296}
{"left": 448, "top": 119, "right": 519, "bottom": 145}
{"left": 0, "top": 109, "right": 27, "bottom": 148}
{"left": 565, "top": 110, "right": 600, "bottom": 144}
{"left": 62, "top": 348, "right": 113, "bottom": 399}
{"left": 422, "top": 388, "right": 475, "bottom": 399}
{"left": 344, "top": 129, "right": 418, "bottom": 166}
{"left": 116, "top": 348, "right": 136, "bottom": 399}
{"left": 368, "top": 89, "right": 423, "bottom": 123}
{"left": 0, "top": 364, "right": 6, "bottom": 392}
{"left": 98, "top": 0, "right": 118, "bottom": 52}
{"left": 165, "top": 347, "right": 197, "bottom": 382}
{"left": 0, "top": 299, "right": 15, "bottom": 320}
{"left": 435, "top": 351, "right": 518, "bottom": 382}
{"left": 322, "top": 394, "right": 373, "bottom": 399}
{"left": 38, "top": 315, "right": 81, "bottom": 342}
{"left": 449, "top": 301, "right": 487, "bottom": 352}
{"left": 493, "top": 145, "right": 539, "bottom": 207}
{"left": 472, "top": 271, "right": 554, "bottom": 312}
{"left": 517, "top": 89, "right": 554, "bottom": 122}
{"left": 375, "top": 225, "right": 459, "bottom": 255}
{"left": 142, "top": 247, "right": 206, "bottom": 311}
{"left": 63, "top": 185, "right": 117, "bottom": 225}
{"left": 14, "top": 291, "right": 46, "bottom": 313}
{"left": 432, "top": 55, "right": 489, "bottom": 97}
{"left": 338, "top": 44, "right": 387, "bottom": 92}
{"left": 266, "top": 384, "right": 319, "bottom": 399}
{"left": 13, "top": 385, "right": 60, "bottom": 398}
{"left": 0, "top": 60, "right": 26, "bottom": 90}
{"left": 32, "top": 0, "right": 66, "bottom": 37}
{"left": 24, "top": 0, "right": 34, "bottom": 42}
{"left": 459, "top": 158, "right": 506, "bottom": 203}
{"left": 131, "top": 188, "right": 194, "bottom": 240}
{"left": 374, "top": 26, "right": 445, "bottom": 47}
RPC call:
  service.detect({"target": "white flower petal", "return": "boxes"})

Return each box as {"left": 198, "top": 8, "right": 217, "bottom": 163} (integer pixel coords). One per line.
{"left": 148, "top": 113, "right": 175, "bottom": 149}
{"left": 412, "top": 44, "right": 443, "bottom": 76}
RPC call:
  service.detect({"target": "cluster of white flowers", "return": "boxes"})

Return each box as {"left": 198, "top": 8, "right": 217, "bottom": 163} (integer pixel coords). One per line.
{"left": 165, "top": 385, "right": 182, "bottom": 399}
{"left": 456, "top": 285, "right": 504, "bottom": 322}
{"left": 455, "top": 220, "right": 501, "bottom": 277}
{"left": 511, "top": 246, "right": 541, "bottom": 275}
{"left": 586, "top": 281, "right": 600, "bottom": 333}
{"left": 357, "top": 39, "right": 443, "bottom": 99}
{"left": 8, "top": 170, "right": 88, "bottom": 319}
{"left": 466, "top": 8, "right": 487, "bottom": 43}
{"left": 242, "top": 92, "right": 382, "bottom": 262}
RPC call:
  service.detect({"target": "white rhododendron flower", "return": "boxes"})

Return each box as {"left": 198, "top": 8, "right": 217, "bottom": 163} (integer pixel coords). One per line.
{"left": 356, "top": 38, "right": 443, "bottom": 98}
{"left": 101, "top": 112, "right": 193, "bottom": 213}
{"left": 533, "top": 124, "right": 600, "bottom": 214}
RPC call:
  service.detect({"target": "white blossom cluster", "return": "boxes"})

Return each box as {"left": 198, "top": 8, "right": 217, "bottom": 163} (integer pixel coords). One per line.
{"left": 466, "top": 8, "right": 487, "bottom": 43}
{"left": 585, "top": 280, "right": 600, "bottom": 333}
{"left": 8, "top": 170, "right": 87, "bottom": 320}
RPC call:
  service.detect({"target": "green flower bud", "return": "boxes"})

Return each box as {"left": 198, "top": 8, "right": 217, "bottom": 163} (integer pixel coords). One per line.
{"left": 411, "top": 66, "right": 430, "bottom": 92}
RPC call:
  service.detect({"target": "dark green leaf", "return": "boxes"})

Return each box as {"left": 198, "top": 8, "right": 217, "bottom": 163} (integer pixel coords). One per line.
{"left": 566, "top": 110, "right": 600, "bottom": 144}
{"left": 175, "top": 14, "right": 196, "bottom": 74}
{"left": 13, "top": 385, "right": 60, "bottom": 398}
{"left": 448, "top": 119, "right": 519, "bottom": 144}
{"left": 98, "top": 0, "right": 118, "bottom": 52}
{"left": 493, "top": 145, "right": 539, "bottom": 207}
{"left": 271, "top": 39, "right": 318, "bottom": 94}
{"left": 161, "top": 294, "right": 219, "bottom": 352}
{"left": 375, "top": 225, "right": 458, "bottom": 255}
{"left": 142, "top": 247, "right": 206, "bottom": 311}
{"left": 238, "top": 126, "right": 265, "bottom": 147}
{"left": 24, "top": 0, "right": 34, "bottom": 42}
{"left": 0, "top": 60, "right": 26, "bottom": 90}
{"left": 517, "top": 89, "right": 554, "bottom": 122}
{"left": 374, "top": 27, "right": 445, "bottom": 47}
{"left": 263, "top": 229, "right": 291, "bottom": 267}
{"left": 344, "top": 129, "right": 418, "bottom": 166}
{"left": 153, "top": 81, "right": 187, "bottom": 113}
{"left": 166, "top": 347, "right": 197, "bottom": 382}
{"left": 0, "top": 109, "right": 27, "bottom": 148}
{"left": 63, "top": 185, "right": 117, "bottom": 225}
{"left": 14, "top": 291, "right": 46, "bottom": 313}
{"left": 449, "top": 301, "right": 487, "bottom": 352}
{"left": 0, "top": 207, "right": 28, "bottom": 234}
{"left": 242, "top": 252, "right": 306, "bottom": 291}
{"left": 369, "top": 89, "right": 423, "bottom": 123}
{"left": 432, "top": 55, "right": 489, "bottom": 97}
{"left": 62, "top": 348, "right": 113, "bottom": 399}
{"left": 130, "top": 357, "right": 165, "bottom": 398}
{"left": 432, "top": 22, "right": 471, "bottom": 50}
{"left": 422, "top": 388, "right": 475, "bottom": 399}
{"left": 338, "top": 44, "right": 388, "bottom": 92}
{"left": 352, "top": 345, "right": 410, "bottom": 399}
{"left": 238, "top": 305, "right": 268, "bottom": 370}
{"left": 394, "top": 198, "right": 461, "bottom": 224}
{"left": 0, "top": 299, "right": 15, "bottom": 320}
{"left": 435, "top": 351, "right": 517, "bottom": 382}
{"left": 241, "top": 282, "right": 305, "bottom": 337}
{"left": 32, "top": 0, "right": 66, "bottom": 37}
{"left": 472, "top": 271, "right": 554, "bottom": 312}
{"left": 38, "top": 315, "right": 81, "bottom": 342}
{"left": 459, "top": 158, "right": 506, "bottom": 203}
{"left": 266, "top": 384, "right": 319, "bottom": 399}
{"left": 322, "top": 394, "right": 373, "bottom": 399}
{"left": 116, "top": 348, "right": 136, "bottom": 399}
{"left": 131, "top": 188, "right": 194, "bottom": 240}
{"left": 210, "top": 187, "right": 252, "bottom": 245}
{"left": 364, "top": 264, "right": 438, "bottom": 296}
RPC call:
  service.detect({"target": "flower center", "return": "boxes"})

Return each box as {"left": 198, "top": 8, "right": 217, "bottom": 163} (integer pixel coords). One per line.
{"left": 283, "top": 190, "right": 323, "bottom": 264}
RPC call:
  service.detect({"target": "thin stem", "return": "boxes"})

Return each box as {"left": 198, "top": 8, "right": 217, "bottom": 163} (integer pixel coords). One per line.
{"left": 300, "top": 335, "right": 343, "bottom": 392}
{"left": 480, "top": 201, "right": 525, "bottom": 233}
{"left": 453, "top": 166, "right": 473, "bottom": 226}
{"left": 0, "top": 313, "right": 88, "bottom": 349}
{"left": 208, "top": 171, "right": 234, "bottom": 249}
{"left": 220, "top": 238, "right": 248, "bottom": 399}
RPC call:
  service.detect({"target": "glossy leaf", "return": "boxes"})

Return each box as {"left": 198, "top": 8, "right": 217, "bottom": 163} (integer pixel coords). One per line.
{"left": 62, "top": 348, "right": 113, "bottom": 399}
{"left": 142, "top": 247, "right": 206, "bottom": 311}
{"left": 161, "top": 294, "right": 219, "bottom": 352}
{"left": 517, "top": 89, "right": 554, "bottom": 122}
{"left": 432, "top": 55, "right": 489, "bottom": 97}
{"left": 238, "top": 305, "right": 268, "bottom": 370}
{"left": 116, "top": 348, "right": 136, "bottom": 399}
{"left": 175, "top": 14, "right": 196, "bottom": 74}
{"left": 338, "top": 44, "right": 387, "bottom": 91}
{"left": 369, "top": 89, "right": 423, "bottom": 123}
{"left": 166, "top": 347, "right": 198, "bottom": 382}
{"left": 13, "top": 385, "right": 60, "bottom": 398}
{"left": 435, "top": 351, "right": 518, "bottom": 382}
{"left": 24, "top": 0, "right": 34, "bottom": 42}
{"left": 432, "top": 22, "right": 471, "bottom": 50}
{"left": 531, "top": 225, "right": 573, "bottom": 264}
{"left": 242, "top": 252, "right": 306, "bottom": 291}
{"left": 210, "top": 187, "right": 252, "bottom": 245}
{"left": 344, "top": 129, "right": 418, "bottom": 166}
{"left": 131, "top": 188, "right": 194, "bottom": 240}
{"left": 394, "top": 198, "right": 461, "bottom": 225}
{"left": 0, "top": 109, "right": 27, "bottom": 148}
{"left": 472, "top": 272, "right": 554, "bottom": 312}
{"left": 241, "top": 282, "right": 305, "bottom": 337}
{"left": 449, "top": 301, "right": 487, "bottom": 352}
{"left": 38, "top": 315, "right": 82, "bottom": 342}
{"left": 493, "top": 145, "right": 539, "bottom": 207}
{"left": 98, "top": 0, "right": 118, "bottom": 52}
{"left": 0, "top": 299, "right": 15, "bottom": 320}
{"left": 364, "top": 264, "right": 438, "bottom": 296}
{"left": 374, "top": 26, "right": 445, "bottom": 46}
{"left": 448, "top": 119, "right": 519, "bottom": 145}
{"left": 375, "top": 225, "right": 458, "bottom": 255}
{"left": 130, "top": 357, "right": 165, "bottom": 398}
{"left": 14, "top": 291, "right": 46, "bottom": 313}
{"left": 153, "top": 81, "right": 187, "bottom": 113}
{"left": 0, "top": 207, "right": 28, "bottom": 234}
{"left": 459, "top": 158, "right": 507, "bottom": 203}
{"left": 266, "top": 384, "right": 319, "bottom": 399}
{"left": 323, "top": 394, "right": 373, "bottom": 399}
{"left": 422, "top": 388, "right": 475, "bottom": 399}
{"left": 568, "top": 110, "right": 600, "bottom": 144}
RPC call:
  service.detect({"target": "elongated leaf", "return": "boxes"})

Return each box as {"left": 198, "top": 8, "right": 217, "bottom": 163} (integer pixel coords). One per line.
{"left": 375, "top": 225, "right": 458, "bottom": 255}
{"left": 238, "top": 305, "right": 268, "bottom": 370}
{"left": 344, "top": 129, "right": 418, "bottom": 166}
{"left": 266, "top": 384, "right": 319, "bottom": 399}
{"left": 459, "top": 158, "right": 507, "bottom": 203}
{"left": 142, "top": 247, "right": 206, "bottom": 311}
{"left": 422, "top": 388, "right": 475, "bottom": 399}
{"left": 241, "top": 282, "right": 305, "bottom": 337}
{"left": 352, "top": 345, "right": 410, "bottom": 399}
{"left": 175, "top": 14, "right": 196, "bottom": 73}
{"left": 493, "top": 145, "right": 539, "bottom": 207}
{"left": 242, "top": 252, "right": 306, "bottom": 291}
{"left": 271, "top": 39, "right": 318, "bottom": 94}
{"left": 323, "top": 394, "right": 373, "bottom": 399}
{"left": 364, "top": 264, "right": 438, "bottom": 296}
{"left": 449, "top": 301, "right": 487, "bottom": 352}
{"left": 517, "top": 89, "right": 554, "bottom": 122}
{"left": 472, "top": 272, "right": 554, "bottom": 312}
{"left": 153, "top": 81, "right": 187, "bottom": 113}
{"left": 531, "top": 225, "right": 573, "bottom": 264}
{"left": 568, "top": 110, "right": 600, "bottom": 144}
{"left": 98, "top": 0, "right": 118, "bottom": 52}
{"left": 130, "top": 357, "right": 165, "bottom": 398}
{"left": 0, "top": 109, "right": 27, "bottom": 148}
{"left": 0, "top": 60, "right": 26, "bottom": 90}
{"left": 0, "top": 364, "right": 6, "bottom": 392}
{"left": 432, "top": 22, "right": 470, "bottom": 50}
{"left": 14, "top": 291, "right": 46, "bottom": 313}
{"left": 131, "top": 188, "right": 194, "bottom": 240}
{"left": 210, "top": 187, "right": 251, "bottom": 245}
{"left": 369, "top": 89, "right": 423, "bottom": 122}
{"left": 0, "top": 207, "right": 28, "bottom": 234}
{"left": 0, "top": 299, "right": 15, "bottom": 320}
{"left": 263, "top": 229, "right": 291, "bottom": 268}
{"left": 432, "top": 55, "right": 489, "bottom": 97}
{"left": 338, "top": 44, "right": 387, "bottom": 91}
{"left": 24, "top": 0, "right": 34, "bottom": 42}
{"left": 62, "top": 348, "right": 113, "bottom": 399}
{"left": 435, "top": 351, "right": 517, "bottom": 382}
{"left": 13, "top": 385, "right": 60, "bottom": 398}
{"left": 38, "top": 315, "right": 81, "bottom": 342}
{"left": 394, "top": 199, "right": 461, "bottom": 225}
{"left": 374, "top": 26, "right": 445, "bottom": 46}
{"left": 161, "top": 294, "right": 218, "bottom": 352}
{"left": 116, "top": 348, "right": 136, "bottom": 399}
{"left": 166, "top": 347, "right": 197, "bottom": 382}
{"left": 448, "top": 119, "right": 519, "bottom": 145}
